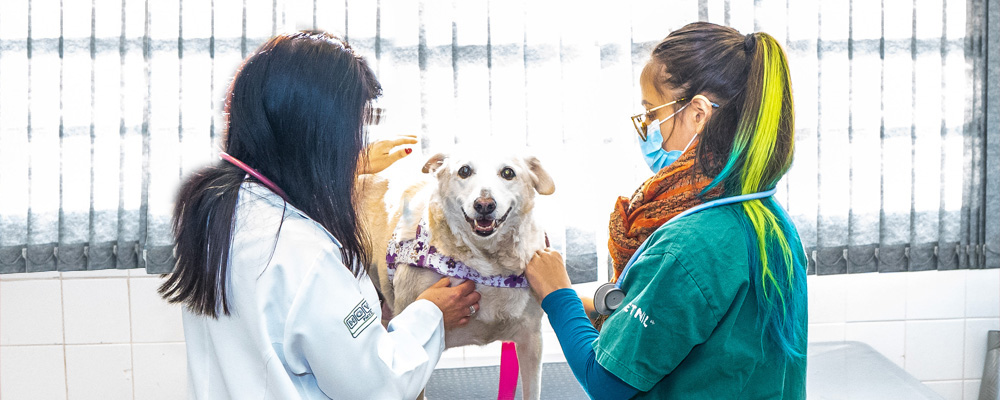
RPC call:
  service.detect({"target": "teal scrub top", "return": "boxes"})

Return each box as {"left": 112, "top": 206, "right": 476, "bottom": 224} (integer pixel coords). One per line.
{"left": 593, "top": 203, "right": 808, "bottom": 399}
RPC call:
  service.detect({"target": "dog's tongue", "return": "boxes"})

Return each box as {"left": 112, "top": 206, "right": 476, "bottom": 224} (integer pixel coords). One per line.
{"left": 475, "top": 219, "right": 493, "bottom": 228}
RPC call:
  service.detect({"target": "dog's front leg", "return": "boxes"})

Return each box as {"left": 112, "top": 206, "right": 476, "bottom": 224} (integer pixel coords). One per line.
{"left": 513, "top": 327, "right": 543, "bottom": 400}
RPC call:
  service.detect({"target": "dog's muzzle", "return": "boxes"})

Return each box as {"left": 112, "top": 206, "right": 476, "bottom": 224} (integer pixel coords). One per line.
{"left": 464, "top": 200, "right": 512, "bottom": 237}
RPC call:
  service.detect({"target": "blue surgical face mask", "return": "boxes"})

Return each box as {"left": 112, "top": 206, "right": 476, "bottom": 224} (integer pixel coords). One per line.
{"left": 639, "top": 103, "right": 698, "bottom": 172}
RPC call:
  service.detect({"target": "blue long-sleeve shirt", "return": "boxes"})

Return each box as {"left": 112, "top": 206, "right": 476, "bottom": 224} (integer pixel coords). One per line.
{"left": 541, "top": 288, "right": 640, "bottom": 399}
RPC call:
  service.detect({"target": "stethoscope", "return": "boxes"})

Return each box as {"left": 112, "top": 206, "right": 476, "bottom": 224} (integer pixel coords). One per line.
{"left": 593, "top": 188, "right": 778, "bottom": 315}
{"left": 219, "top": 151, "right": 290, "bottom": 201}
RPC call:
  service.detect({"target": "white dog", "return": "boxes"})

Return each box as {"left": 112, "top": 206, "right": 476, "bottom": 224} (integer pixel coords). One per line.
{"left": 359, "top": 149, "right": 555, "bottom": 400}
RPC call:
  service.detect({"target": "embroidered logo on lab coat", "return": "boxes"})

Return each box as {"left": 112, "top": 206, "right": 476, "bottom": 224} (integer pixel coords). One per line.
{"left": 344, "top": 299, "right": 376, "bottom": 338}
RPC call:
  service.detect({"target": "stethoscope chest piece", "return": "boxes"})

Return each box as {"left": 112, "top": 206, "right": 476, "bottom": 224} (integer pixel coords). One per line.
{"left": 594, "top": 283, "right": 625, "bottom": 315}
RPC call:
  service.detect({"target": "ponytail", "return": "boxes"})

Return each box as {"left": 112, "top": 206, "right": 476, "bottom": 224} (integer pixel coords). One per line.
{"left": 707, "top": 32, "right": 794, "bottom": 194}
{"left": 705, "top": 32, "right": 806, "bottom": 359}
{"left": 159, "top": 163, "right": 246, "bottom": 317}
{"left": 650, "top": 23, "right": 806, "bottom": 359}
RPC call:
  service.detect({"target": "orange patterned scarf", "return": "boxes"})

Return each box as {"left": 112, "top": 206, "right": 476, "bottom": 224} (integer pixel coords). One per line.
{"left": 595, "top": 140, "right": 721, "bottom": 330}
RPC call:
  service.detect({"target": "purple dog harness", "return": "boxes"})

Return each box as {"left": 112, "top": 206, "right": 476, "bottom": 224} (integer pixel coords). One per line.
{"left": 386, "top": 219, "right": 529, "bottom": 288}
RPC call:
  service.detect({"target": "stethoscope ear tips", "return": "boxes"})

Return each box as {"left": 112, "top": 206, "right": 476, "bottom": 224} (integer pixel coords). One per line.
{"left": 594, "top": 283, "right": 626, "bottom": 316}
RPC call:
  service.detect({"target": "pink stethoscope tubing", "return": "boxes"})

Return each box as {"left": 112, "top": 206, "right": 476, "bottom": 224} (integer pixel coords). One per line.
{"left": 219, "top": 152, "right": 290, "bottom": 201}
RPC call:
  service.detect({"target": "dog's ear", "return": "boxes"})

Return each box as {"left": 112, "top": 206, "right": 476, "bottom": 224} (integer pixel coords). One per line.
{"left": 525, "top": 156, "right": 555, "bottom": 195}
{"left": 422, "top": 153, "right": 448, "bottom": 174}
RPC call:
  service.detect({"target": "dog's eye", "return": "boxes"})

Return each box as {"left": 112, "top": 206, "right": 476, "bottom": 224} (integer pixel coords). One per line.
{"left": 500, "top": 167, "right": 516, "bottom": 180}
{"left": 458, "top": 165, "right": 472, "bottom": 178}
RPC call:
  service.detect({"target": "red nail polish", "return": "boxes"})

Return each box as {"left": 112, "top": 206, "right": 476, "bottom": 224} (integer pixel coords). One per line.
{"left": 404, "top": 148, "right": 412, "bottom": 155}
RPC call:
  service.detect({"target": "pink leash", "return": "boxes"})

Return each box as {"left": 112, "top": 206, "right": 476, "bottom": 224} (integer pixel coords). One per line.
{"left": 498, "top": 236, "right": 546, "bottom": 399}
{"left": 498, "top": 341, "right": 519, "bottom": 400}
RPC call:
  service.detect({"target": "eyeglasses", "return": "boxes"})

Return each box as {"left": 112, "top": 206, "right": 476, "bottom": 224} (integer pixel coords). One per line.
{"left": 631, "top": 99, "right": 684, "bottom": 141}
{"left": 630, "top": 98, "right": 719, "bottom": 141}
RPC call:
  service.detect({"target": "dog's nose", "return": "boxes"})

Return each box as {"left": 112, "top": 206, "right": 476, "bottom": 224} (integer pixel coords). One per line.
{"left": 474, "top": 198, "right": 496, "bottom": 214}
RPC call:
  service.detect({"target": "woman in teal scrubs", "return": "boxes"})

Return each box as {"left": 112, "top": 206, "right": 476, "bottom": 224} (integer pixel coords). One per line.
{"left": 525, "top": 22, "right": 808, "bottom": 399}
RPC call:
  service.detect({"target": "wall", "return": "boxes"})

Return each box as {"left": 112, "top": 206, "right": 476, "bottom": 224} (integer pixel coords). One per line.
{"left": 804, "top": 269, "right": 999, "bottom": 400}
{"left": 0, "top": 270, "right": 186, "bottom": 400}
{"left": 1, "top": 269, "right": 997, "bottom": 400}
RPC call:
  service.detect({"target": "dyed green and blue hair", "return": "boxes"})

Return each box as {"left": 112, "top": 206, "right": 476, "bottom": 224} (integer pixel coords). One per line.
{"left": 652, "top": 23, "right": 807, "bottom": 359}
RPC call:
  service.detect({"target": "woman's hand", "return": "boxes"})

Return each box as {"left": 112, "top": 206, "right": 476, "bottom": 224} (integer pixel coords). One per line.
{"left": 416, "top": 278, "right": 481, "bottom": 330}
{"left": 358, "top": 135, "right": 419, "bottom": 175}
{"left": 525, "top": 248, "right": 573, "bottom": 303}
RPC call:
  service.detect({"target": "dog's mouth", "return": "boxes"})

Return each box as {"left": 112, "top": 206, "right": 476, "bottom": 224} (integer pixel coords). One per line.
{"left": 464, "top": 207, "right": 513, "bottom": 237}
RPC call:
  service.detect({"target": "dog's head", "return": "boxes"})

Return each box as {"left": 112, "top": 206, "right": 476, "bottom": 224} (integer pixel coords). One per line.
{"left": 422, "top": 152, "right": 555, "bottom": 242}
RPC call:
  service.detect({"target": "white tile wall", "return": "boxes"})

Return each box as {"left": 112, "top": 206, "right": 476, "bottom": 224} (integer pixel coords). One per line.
{"left": 435, "top": 347, "right": 468, "bottom": 369}
{"left": 906, "top": 319, "right": 966, "bottom": 381}
{"left": 129, "top": 277, "right": 185, "bottom": 343}
{"left": 845, "top": 271, "right": 908, "bottom": 322}
{"left": 61, "top": 268, "right": 130, "bottom": 279}
{"left": 809, "top": 270, "right": 999, "bottom": 399}
{"left": 808, "top": 322, "right": 846, "bottom": 342}
{"left": 133, "top": 343, "right": 188, "bottom": 400}
{"left": 462, "top": 340, "right": 505, "bottom": 367}
{"left": 0, "top": 268, "right": 995, "bottom": 399}
{"left": 807, "top": 274, "right": 847, "bottom": 323}
{"left": 65, "top": 344, "right": 134, "bottom": 400}
{"left": 62, "top": 278, "right": 132, "bottom": 344}
{"left": 0, "top": 279, "right": 64, "bottom": 345}
{"left": 0, "top": 271, "right": 61, "bottom": 280}
{"left": 907, "top": 270, "right": 967, "bottom": 320}
{"left": 967, "top": 269, "right": 1000, "bottom": 318}
{"left": 924, "top": 380, "right": 965, "bottom": 400}
{"left": 0, "top": 273, "right": 188, "bottom": 400}
{"left": 0, "top": 345, "right": 67, "bottom": 400}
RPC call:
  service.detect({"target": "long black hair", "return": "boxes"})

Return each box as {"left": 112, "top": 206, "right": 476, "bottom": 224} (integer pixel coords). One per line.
{"left": 159, "top": 31, "right": 381, "bottom": 317}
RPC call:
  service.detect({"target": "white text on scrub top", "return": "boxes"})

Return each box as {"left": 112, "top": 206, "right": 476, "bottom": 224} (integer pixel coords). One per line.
{"left": 621, "top": 303, "right": 656, "bottom": 328}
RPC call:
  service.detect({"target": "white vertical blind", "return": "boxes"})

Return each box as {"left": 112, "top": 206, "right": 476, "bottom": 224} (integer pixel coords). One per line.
{"left": 0, "top": 0, "right": 995, "bottom": 275}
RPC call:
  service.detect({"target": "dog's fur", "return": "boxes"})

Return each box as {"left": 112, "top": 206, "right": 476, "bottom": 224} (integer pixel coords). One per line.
{"left": 359, "top": 150, "right": 555, "bottom": 400}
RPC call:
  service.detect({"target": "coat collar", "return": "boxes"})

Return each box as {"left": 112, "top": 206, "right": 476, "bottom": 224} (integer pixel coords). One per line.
{"left": 241, "top": 180, "right": 343, "bottom": 249}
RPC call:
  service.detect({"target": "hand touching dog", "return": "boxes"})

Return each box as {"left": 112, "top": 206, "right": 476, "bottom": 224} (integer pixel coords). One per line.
{"left": 417, "top": 278, "right": 482, "bottom": 329}
{"left": 524, "top": 249, "right": 572, "bottom": 303}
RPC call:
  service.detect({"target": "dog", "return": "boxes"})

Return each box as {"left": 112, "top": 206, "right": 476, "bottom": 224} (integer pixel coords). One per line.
{"left": 359, "top": 149, "right": 555, "bottom": 400}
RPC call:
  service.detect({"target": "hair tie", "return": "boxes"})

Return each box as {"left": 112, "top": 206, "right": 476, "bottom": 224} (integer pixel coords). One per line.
{"left": 744, "top": 33, "right": 756, "bottom": 53}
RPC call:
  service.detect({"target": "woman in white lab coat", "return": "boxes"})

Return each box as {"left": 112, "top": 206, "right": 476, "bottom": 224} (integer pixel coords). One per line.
{"left": 158, "top": 31, "right": 481, "bottom": 399}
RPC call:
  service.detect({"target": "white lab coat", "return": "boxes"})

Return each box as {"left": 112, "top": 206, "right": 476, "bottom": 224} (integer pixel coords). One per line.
{"left": 183, "top": 182, "right": 445, "bottom": 399}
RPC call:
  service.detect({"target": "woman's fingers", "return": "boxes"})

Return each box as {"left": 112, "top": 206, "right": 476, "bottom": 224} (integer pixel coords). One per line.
{"left": 369, "top": 136, "right": 418, "bottom": 154}
{"left": 381, "top": 135, "right": 418, "bottom": 149}
{"left": 455, "top": 279, "right": 477, "bottom": 295}
{"left": 524, "top": 249, "right": 571, "bottom": 302}
{"left": 386, "top": 148, "right": 412, "bottom": 164}
{"left": 431, "top": 277, "right": 451, "bottom": 288}
{"left": 453, "top": 301, "right": 479, "bottom": 327}
{"left": 417, "top": 278, "right": 483, "bottom": 330}
{"left": 358, "top": 136, "right": 419, "bottom": 174}
{"left": 465, "top": 292, "right": 482, "bottom": 312}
